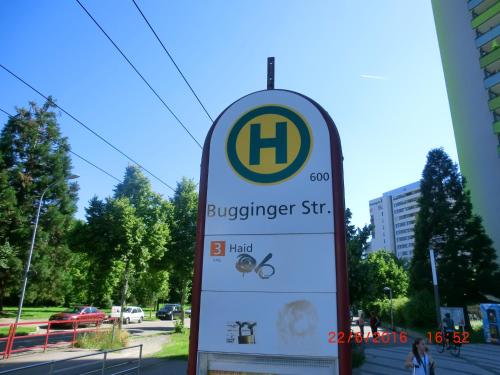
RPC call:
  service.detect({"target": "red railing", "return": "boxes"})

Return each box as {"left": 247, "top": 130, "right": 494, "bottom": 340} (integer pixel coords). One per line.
{"left": 0, "top": 317, "right": 117, "bottom": 359}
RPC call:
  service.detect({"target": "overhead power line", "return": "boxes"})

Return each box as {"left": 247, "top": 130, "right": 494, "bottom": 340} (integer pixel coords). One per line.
{"left": 1, "top": 106, "right": 122, "bottom": 183}
{"left": 69, "top": 150, "right": 121, "bottom": 182}
{"left": 0, "top": 107, "right": 13, "bottom": 117}
{"left": 131, "top": 0, "right": 214, "bottom": 123}
{"left": 0, "top": 65, "right": 175, "bottom": 192}
{"left": 75, "top": 0, "right": 203, "bottom": 149}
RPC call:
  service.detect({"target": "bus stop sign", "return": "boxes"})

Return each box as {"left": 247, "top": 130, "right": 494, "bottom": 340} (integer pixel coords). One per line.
{"left": 188, "top": 89, "right": 350, "bottom": 375}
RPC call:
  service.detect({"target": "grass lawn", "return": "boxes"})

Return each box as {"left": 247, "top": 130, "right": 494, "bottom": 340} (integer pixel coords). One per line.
{"left": 0, "top": 307, "right": 66, "bottom": 320}
{"left": 142, "top": 307, "right": 159, "bottom": 321}
{"left": 0, "top": 326, "right": 37, "bottom": 338}
{"left": 154, "top": 329, "right": 190, "bottom": 360}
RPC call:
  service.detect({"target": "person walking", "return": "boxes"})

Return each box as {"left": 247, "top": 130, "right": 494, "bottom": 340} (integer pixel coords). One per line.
{"left": 369, "top": 311, "right": 380, "bottom": 338}
{"left": 405, "top": 338, "right": 435, "bottom": 375}
{"left": 357, "top": 312, "right": 365, "bottom": 338}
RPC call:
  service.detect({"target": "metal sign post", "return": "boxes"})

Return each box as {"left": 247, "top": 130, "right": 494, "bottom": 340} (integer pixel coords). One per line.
{"left": 267, "top": 57, "right": 275, "bottom": 90}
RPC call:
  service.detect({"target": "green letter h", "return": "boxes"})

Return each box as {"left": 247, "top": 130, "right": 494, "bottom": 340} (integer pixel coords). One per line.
{"left": 249, "top": 122, "right": 287, "bottom": 165}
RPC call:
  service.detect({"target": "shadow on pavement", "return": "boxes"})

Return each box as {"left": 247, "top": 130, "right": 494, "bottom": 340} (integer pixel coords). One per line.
{"left": 126, "top": 326, "right": 175, "bottom": 335}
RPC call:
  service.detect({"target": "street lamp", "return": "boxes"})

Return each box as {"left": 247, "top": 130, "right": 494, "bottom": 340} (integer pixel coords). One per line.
{"left": 429, "top": 248, "right": 442, "bottom": 329}
{"left": 14, "top": 175, "right": 79, "bottom": 325}
{"left": 384, "top": 286, "right": 394, "bottom": 332}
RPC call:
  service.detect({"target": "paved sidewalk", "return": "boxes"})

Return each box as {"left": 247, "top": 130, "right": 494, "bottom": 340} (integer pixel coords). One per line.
{"left": 0, "top": 333, "right": 171, "bottom": 373}
{"left": 355, "top": 342, "right": 500, "bottom": 374}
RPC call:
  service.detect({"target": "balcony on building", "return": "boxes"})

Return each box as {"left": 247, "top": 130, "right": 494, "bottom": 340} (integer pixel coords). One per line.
{"left": 471, "top": 1, "right": 500, "bottom": 34}
{"left": 469, "top": 0, "right": 498, "bottom": 14}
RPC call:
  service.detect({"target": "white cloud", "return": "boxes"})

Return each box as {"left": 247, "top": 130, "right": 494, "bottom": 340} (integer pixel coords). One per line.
{"left": 360, "top": 74, "right": 387, "bottom": 80}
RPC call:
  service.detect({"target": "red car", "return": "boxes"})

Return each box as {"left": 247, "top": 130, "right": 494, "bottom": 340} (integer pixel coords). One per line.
{"left": 49, "top": 306, "right": 106, "bottom": 326}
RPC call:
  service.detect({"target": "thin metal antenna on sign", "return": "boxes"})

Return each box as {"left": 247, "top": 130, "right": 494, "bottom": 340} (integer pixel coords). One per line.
{"left": 267, "top": 57, "right": 275, "bottom": 90}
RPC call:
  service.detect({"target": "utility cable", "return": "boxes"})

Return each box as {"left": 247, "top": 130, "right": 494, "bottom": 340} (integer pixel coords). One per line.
{"left": 69, "top": 150, "right": 121, "bottom": 182}
{"left": 131, "top": 0, "right": 214, "bottom": 123}
{"left": 0, "top": 107, "right": 17, "bottom": 118}
{"left": 1, "top": 106, "right": 122, "bottom": 183}
{"left": 0, "top": 65, "right": 175, "bottom": 192}
{"left": 75, "top": 0, "right": 203, "bottom": 148}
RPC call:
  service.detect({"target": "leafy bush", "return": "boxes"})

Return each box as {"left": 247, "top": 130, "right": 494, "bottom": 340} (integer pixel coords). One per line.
{"left": 470, "top": 320, "right": 484, "bottom": 343}
{"left": 75, "top": 329, "right": 129, "bottom": 350}
{"left": 365, "top": 291, "right": 436, "bottom": 329}
{"left": 365, "top": 296, "right": 409, "bottom": 327}
{"left": 403, "top": 290, "right": 436, "bottom": 328}
{"left": 174, "top": 319, "right": 184, "bottom": 333}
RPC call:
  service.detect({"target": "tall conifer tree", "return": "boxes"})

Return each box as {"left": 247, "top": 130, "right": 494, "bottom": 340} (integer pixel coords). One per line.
{"left": 410, "top": 148, "right": 499, "bottom": 327}
{"left": 0, "top": 100, "right": 78, "bottom": 305}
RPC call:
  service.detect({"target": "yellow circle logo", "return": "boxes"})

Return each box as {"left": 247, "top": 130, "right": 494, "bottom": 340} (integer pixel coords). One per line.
{"left": 226, "top": 105, "right": 313, "bottom": 184}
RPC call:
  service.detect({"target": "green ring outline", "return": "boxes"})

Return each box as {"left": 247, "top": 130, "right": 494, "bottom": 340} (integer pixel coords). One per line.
{"left": 226, "top": 105, "right": 312, "bottom": 184}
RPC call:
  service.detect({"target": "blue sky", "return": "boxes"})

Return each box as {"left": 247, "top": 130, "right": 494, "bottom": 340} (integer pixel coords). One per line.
{"left": 0, "top": 0, "right": 458, "bottom": 229}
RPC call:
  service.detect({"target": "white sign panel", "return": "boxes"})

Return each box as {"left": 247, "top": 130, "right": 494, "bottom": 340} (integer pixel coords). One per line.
{"left": 204, "top": 91, "right": 334, "bottom": 235}
{"left": 198, "top": 291, "right": 338, "bottom": 357}
{"left": 202, "top": 234, "right": 336, "bottom": 293}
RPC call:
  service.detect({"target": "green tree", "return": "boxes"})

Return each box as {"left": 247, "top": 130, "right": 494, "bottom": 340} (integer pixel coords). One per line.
{"left": 168, "top": 178, "right": 198, "bottom": 319}
{"left": 114, "top": 166, "right": 171, "bottom": 309}
{"left": 0, "top": 100, "right": 79, "bottom": 305}
{"left": 73, "top": 167, "right": 172, "bottom": 310}
{"left": 410, "top": 148, "right": 499, "bottom": 328}
{"left": 104, "top": 197, "right": 146, "bottom": 327}
{"left": 365, "top": 250, "right": 409, "bottom": 300}
{"left": 129, "top": 268, "right": 169, "bottom": 308}
{"left": 0, "top": 242, "right": 22, "bottom": 310}
{"left": 345, "top": 209, "right": 372, "bottom": 307}
{"left": 72, "top": 197, "right": 122, "bottom": 306}
{"left": 0, "top": 155, "right": 22, "bottom": 310}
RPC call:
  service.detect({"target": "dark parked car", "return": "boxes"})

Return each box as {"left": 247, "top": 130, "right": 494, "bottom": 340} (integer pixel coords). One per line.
{"left": 49, "top": 306, "right": 106, "bottom": 326}
{"left": 156, "top": 304, "right": 182, "bottom": 321}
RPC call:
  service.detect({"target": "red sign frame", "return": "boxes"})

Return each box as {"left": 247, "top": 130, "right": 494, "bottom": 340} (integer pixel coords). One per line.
{"left": 187, "top": 89, "right": 350, "bottom": 375}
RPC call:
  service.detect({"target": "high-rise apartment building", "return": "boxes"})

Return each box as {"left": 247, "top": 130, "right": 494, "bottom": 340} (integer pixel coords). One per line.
{"left": 368, "top": 182, "right": 420, "bottom": 260}
{"left": 432, "top": 0, "right": 500, "bottom": 260}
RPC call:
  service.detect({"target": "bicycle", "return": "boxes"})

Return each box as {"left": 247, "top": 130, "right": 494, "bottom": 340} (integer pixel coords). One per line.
{"left": 437, "top": 329, "right": 461, "bottom": 357}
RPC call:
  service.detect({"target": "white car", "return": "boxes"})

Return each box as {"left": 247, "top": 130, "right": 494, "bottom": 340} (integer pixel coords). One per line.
{"left": 110, "top": 306, "right": 144, "bottom": 324}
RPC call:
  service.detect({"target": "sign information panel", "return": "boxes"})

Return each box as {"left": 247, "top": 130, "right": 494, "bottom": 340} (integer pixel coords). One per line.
{"left": 188, "top": 89, "right": 349, "bottom": 375}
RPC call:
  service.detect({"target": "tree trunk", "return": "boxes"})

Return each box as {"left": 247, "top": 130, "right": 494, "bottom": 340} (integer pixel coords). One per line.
{"left": 180, "top": 282, "right": 187, "bottom": 323}
{"left": 150, "top": 293, "right": 156, "bottom": 319}
{"left": 0, "top": 280, "right": 4, "bottom": 311}
{"left": 463, "top": 305, "right": 472, "bottom": 331}
{"left": 118, "top": 261, "right": 130, "bottom": 330}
